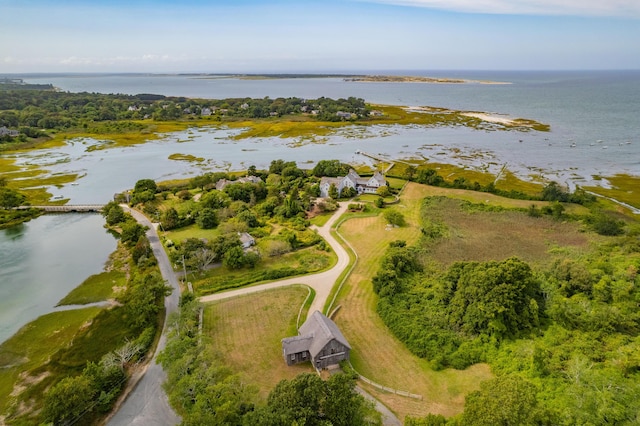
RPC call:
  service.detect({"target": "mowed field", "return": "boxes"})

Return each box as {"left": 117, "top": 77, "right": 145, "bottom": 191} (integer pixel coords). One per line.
{"left": 203, "top": 286, "right": 313, "bottom": 401}
{"left": 332, "top": 182, "right": 596, "bottom": 420}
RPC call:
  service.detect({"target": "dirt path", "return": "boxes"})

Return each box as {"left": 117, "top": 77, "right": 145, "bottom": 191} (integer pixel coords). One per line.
{"left": 199, "top": 202, "right": 350, "bottom": 319}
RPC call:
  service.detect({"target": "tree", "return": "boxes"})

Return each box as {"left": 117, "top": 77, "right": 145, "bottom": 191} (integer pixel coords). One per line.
{"left": 342, "top": 186, "right": 357, "bottom": 198}
{"left": 246, "top": 373, "right": 379, "bottom": 426}
{"left": 160, "top": 207, "right": 180, "bottom": 230}
{"left": 383, "top": 209, "right": 406, "bottom": 227}
{"left": 102, "top": 201, "right": 126, "bottom": 225}
{"left": 193, "top": 247, "right": 216, "bottom": 271}
{"left": 328, "top": 183, "right": 339, "bottom": 199}
{"left": 134, "top": 178, "right": 157, "bottom": 194}
{"left": 590, "top": 213, "right": 624, "bottom": 236}
{"left": 312, "top": 159, "right": 350, "bottom": 177}
{"left": 0, "top": 187, "right": 26, "bottom": 208}
{"left": 196, "top": 207, "right": 218, "bottom": 229}
{"left": 119, "top": 221, "right": 147, "bottom": 246}
{"left": 223, "top": 245, "right": 246, "bottom": 269}
{"left": 541, "top": 181, "right": 570, "bottom": 202}
{"left": 461, "top": 375, "right": 544, "bottom": 426}
{"left": 376, "top": 185, "right": 390, "bottom": 197}
{"left": 42, "top": 375, "right": 98, "bottom": 425}
{"left": 445, "top": 257, "right": 541, "bottom": 338}
{"left": 200, "top": 190, "right": 230, "bottom": 209}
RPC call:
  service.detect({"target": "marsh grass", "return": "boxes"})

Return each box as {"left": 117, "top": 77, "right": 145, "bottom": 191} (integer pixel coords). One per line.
{"left": 203, "top": 286, "right": 312, "bottom": 401}
{"left": 585, "top": 174, "right": 640, "bottom": 210}
{"left": 56, "top": 271, "right": 126, "bottom": 306}
{"left": 0, "top": 308, "right": 103, "bottom": 413}
{"left": 421, "top": 196, "right": 595, "bottom": 267}
{"left": 168, "top": 153, "right": 205, "bottom": 163}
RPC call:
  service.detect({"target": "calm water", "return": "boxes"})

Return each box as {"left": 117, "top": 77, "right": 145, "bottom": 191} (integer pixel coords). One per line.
{"left": 0, "top": 214, "right": 116, "bottom": 343}
{"left": 1, "top": 70, "right": 639, "bottom": 343}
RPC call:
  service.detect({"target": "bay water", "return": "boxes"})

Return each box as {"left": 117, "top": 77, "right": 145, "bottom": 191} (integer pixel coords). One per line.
{"left": 1, "top": 70, "right": 638, "bottom": 343}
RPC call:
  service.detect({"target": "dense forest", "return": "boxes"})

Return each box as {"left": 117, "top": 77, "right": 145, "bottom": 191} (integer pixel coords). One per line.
{"left": 374, "top": 196, "right": 640, "bottom": 424}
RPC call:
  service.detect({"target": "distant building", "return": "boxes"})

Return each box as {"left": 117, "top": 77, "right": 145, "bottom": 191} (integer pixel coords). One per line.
{"left": 336, "top": 111, "right": 353, "bottom": 120}
{"left": 0, "top": 126, "right": 19, "bottom": 137}
{"left": 282, "top": 311, "right": 351, "bottom": 370}
{"left": 215, "top": 175, "right": 263, "bottom": 191}
{"left": 319, "top": 169, "right": 386, "bottom": 198}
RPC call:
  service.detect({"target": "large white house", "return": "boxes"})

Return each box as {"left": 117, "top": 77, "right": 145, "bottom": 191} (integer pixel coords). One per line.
{"left": 319, "top": 169, "right": 387, "bottom": 198}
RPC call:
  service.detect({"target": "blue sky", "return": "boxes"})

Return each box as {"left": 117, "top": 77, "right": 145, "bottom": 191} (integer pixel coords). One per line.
{"left": 1, "top": 0, "right": 639, "bottom": 73}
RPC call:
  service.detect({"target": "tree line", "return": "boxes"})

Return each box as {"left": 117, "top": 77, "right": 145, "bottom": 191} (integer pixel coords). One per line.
{"left": 0, "top": 89, "right": 372, "bottom": 145}
{"left": 373, "top": 197, "right": 640, "bottom": 424}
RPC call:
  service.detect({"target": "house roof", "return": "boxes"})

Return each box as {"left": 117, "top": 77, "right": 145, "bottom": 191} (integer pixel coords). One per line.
{"left": 298, "top": 311, "right": 351, "bottom": 357}
{"left": 320, "top": 177, "right": 341, "bottom": 187}
{"left": 372, "top": 171, "right": 386, "bottom": 184}
{"left": 238, "top": 232, "right": 254, "bottom": 246}
{"left": 282, "top": 334, "right": 313, "bottom": 356}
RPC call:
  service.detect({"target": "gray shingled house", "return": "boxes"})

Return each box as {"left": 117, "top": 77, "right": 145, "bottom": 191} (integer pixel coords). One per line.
{"left": 282, "top": 311, "right": 351, "bottom": 370}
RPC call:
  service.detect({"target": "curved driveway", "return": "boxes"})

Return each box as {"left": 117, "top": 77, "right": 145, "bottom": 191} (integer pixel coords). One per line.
{"left": 199, "top": 202, "right": 350, "bottom": 319}
{"left": 107, "top": 206, "right": 181, "bottom": 426}
{"left": 109, "top": 203, "right": 349, "bottom": 425}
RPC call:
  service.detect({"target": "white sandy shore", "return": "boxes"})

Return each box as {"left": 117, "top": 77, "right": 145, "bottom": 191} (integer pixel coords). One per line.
{"left": 460, "top": 112, "right": 516, "bottom": 125}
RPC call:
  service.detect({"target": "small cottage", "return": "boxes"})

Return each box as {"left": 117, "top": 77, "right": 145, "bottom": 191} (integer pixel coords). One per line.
{"left": 282, "top": 311, "right": 351, "bottom": 370}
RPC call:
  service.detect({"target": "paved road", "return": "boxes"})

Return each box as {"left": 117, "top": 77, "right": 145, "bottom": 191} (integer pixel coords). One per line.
{"left": 200, "top": 202, "right": 350, "bottom": 319}
{"left": 107, "top": 206, "right": 181, "bottom": 426}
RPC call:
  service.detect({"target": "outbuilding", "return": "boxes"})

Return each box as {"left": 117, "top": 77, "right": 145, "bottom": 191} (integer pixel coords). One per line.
{"left": 282, "top": 311, "right": 351, "bottom": 370}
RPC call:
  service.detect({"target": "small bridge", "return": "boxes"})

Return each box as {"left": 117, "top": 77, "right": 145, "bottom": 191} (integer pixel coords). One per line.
{"left": 16, "top": 204, "right": 105, "bottom": 213}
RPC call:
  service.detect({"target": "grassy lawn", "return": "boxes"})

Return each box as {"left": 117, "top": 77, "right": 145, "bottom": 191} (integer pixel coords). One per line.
{"left": 331, "top": 182, "right": 599, "bottom": 420}
{"left": 56, "top": 271, "right": 126, "bottom": 306}
{"left": 0, "top": 307, "right": 103, "bottom": 413}
{"left": 203, "top": 286, "right": 313, "bottom": 402}
{"left": 193, "top": 246, "right": 335, "bottom": 295}
{"left": 163, "top": 223, "right": 219, "bottom": 244}
{"left": 333, "top": 183, "right": 493, "bottom": 419}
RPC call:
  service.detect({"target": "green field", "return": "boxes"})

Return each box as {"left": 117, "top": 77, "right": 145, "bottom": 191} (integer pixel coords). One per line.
{"left": 203, "top": 286, "right": 313, "bottom": 401}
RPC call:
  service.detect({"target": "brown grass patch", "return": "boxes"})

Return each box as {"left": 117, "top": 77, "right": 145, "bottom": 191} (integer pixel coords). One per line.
{"left": 203, "top": 286, "right": 313, "bottom": 402}
{"left": 423, "top": 197, "right": 594, "bottom": 267}
{"left": 334, "top": 182, "right": 494, "bottom": 420}
{"left": 333, "top": 182, "right": 599, "bottom": 420}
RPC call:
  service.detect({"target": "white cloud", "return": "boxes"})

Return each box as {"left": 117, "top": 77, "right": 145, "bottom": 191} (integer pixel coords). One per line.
{"left": 364, "top": 0, "right": 640, "bottom": 17}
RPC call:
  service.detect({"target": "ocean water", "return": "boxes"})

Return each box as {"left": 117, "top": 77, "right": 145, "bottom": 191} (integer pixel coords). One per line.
{"left": 21, "top": 70, "right": 640, "bottom": 172}
{"left": 1, "top": 70, "right": 638, "bottom": 343}
{"left": 15, "top": 70, "right": 640, "bottom": 188}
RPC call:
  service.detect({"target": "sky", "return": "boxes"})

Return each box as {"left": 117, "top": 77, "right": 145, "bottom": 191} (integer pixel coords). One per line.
{"left": 1, "top": 0, "right": 640, "bottom": 73}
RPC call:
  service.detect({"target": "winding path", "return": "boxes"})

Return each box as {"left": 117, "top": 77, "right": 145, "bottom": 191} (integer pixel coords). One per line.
{"left": 199, "top": 202, "right": 350, "bottom": 319}
{"left": 110, "top": 202, "right": 399, "bottom": 426}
